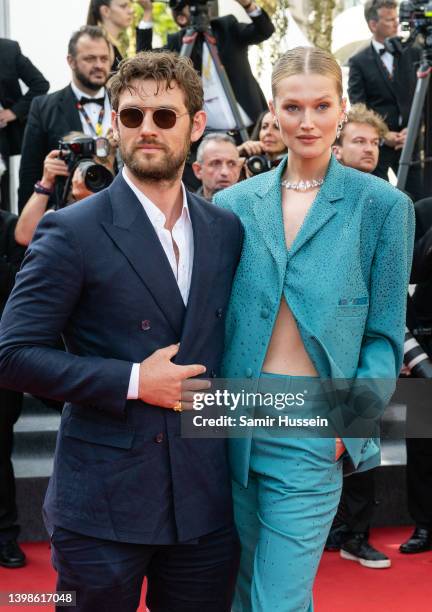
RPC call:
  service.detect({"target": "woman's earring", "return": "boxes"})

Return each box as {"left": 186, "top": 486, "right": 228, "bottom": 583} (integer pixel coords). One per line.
{"left": 336, "top": 113, "right": 348, "bottom": 139}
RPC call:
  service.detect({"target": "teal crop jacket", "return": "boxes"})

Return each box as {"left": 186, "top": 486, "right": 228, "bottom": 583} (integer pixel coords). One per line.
{"left": 214, "top": 155, "right": 415, "bottom": 484}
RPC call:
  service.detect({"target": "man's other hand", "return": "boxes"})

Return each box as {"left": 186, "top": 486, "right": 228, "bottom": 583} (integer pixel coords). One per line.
{"left": 0, "top": 109, "right": 17, "bottom": 128}
{"left": 138, "top": 344, "right": 208, "bottom": 409}
{"left": 41, "top": 149, "right": 69, "bottom": 190}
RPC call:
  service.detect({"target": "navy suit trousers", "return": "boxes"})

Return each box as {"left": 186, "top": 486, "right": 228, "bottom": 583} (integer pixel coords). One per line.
{"left": 51, "top": 524, "right": 240, "bottom": 612}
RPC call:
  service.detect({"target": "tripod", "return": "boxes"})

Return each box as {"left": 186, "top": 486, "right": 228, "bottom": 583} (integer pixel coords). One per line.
{"left": 397, "top": 48, "right": 432, "bottom": 192}
{"left": 178, "top": 3, "right": 249, "bottom": 142}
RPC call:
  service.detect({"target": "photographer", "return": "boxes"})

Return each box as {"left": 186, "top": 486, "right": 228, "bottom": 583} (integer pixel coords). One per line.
{"left": 237, "top": 110, "right": 287, "bottom": 176}
{"left": 18, "top": 26, "right": 113, "bottom": 212}
{"left": 87, "top": 0, "right": 153, "bottom": 71}
{"left": 15, "top": 133, "right": 114, "bottom": 246}
{"left": 140, "top": 0, "right": 274, "bottom": 127}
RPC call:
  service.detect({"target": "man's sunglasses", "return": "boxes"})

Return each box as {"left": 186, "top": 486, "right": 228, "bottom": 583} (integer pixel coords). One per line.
{"left": 117, "top": 107, "right": 190, "bottom": 130}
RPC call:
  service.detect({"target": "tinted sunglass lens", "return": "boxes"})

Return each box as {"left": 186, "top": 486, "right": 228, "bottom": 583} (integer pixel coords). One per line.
{"left": 153, "top": 108, "right": 177, "bottom": 129}
{"left": 119, "top": 108, "right": 143, "bottom": 128}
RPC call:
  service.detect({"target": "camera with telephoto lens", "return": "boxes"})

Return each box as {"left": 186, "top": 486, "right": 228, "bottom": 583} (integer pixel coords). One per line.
{"left": 245, "top": 155, "right": 272, "bottom": 176}
{"left": 399, "top": 1, "right": 432, "bottom": 48}
{"left": 58, "top": 136, "right": 114, "bottom": 198}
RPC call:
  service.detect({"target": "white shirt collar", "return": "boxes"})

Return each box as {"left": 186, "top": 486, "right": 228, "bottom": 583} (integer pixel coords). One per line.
{"left": 372, "top": 39, "right": 386, "bottom": 53}
{"left": 70, "top": 81, "right": 106, "bottom": 101}
{"left": 121, "top": 167, "right": 190, "bottom": 228}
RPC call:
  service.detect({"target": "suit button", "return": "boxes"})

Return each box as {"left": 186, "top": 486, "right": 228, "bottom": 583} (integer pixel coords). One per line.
{"left": 216, "top": 308, "right": 223, "bottom": 318}
{"left": 261, "top": 308, "right": 269, "bottom": 319}
{"left": 154, "top": 433, "right": 164, "bottom": 444}
{"left": 211, "top": 369, "right": 217, "bottom": 378}
{"left": 245, "top": 368, "right": 253, "bottom": 378}
{"left": 141, "top": 320, "right": 151, "bottom": 331}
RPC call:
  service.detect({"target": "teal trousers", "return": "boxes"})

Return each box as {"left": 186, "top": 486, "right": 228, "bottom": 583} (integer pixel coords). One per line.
{"left": 232, "top": 374, "right": 344, "bottom": 612}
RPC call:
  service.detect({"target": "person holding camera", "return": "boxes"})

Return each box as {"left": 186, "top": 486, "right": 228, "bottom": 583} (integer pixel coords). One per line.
{"left": 237, "top": 110, "right": 287, "bottom": 176}
{"left": 87, "top": 0, "right": 153, "bottom": 72}
{"left": 192, "top": 132, "right": 242, "bottom": 201}
{"left": 18, "top": 26, "right": 113, "bottom": 212}
{"left": 140, "top": 0, "right": 274, "bottom": 128}
{"left": 15, "top": 134, "right": 115, "bottom": 246}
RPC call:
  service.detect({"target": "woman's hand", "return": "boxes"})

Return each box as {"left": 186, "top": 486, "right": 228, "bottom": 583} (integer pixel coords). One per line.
{"left": 237, "top": 140, "right": 264, "bottom": 157}
{"left": 41, "top": 149, "right": 69, "bottom": 190}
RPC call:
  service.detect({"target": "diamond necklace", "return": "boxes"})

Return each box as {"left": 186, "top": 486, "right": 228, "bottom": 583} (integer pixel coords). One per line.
{"left": 281, "top": 177, "right": 324, "bottom": 191}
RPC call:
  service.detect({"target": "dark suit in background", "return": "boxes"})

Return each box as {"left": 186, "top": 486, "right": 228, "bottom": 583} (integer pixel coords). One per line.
{"left": 348, "top": 42, "right": 423, "bottom": 200}
{"left": 144, "top": 12, "right": 274, "bottom": 125}
{"left": 0, "top": 39, "right": 49, "bottom": 211}
{"left": 17, "top": 85, "right": 83, "bottom": 212}
{"left": 405, "top": 197, "right": 432, "bottom": 533}
{"left": 0, "top": 211, "right": 25, "bottom": 552}
{"left": 0, "top": 173, "right": 242, "bottom": 610}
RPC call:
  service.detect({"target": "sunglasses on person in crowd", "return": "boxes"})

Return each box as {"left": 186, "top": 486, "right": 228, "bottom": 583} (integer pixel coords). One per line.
{"left": 117, "top": 107, "right": 190, "bottom": 130}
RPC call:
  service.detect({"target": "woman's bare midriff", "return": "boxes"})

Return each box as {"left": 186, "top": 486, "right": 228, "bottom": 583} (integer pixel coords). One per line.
{"left": 262, "top": 298, "right": 318, "bottom": 376}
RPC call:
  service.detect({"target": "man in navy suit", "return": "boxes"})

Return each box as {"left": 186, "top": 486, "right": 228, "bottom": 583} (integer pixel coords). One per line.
{"left": 0, "top": 51, "right": 242, "bottom": 611}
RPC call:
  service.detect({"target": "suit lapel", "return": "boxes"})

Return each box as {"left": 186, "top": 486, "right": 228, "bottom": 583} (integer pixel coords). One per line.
{"left": 288, "top": 156, "right": 344, "bottom": 259}
{"left": 370, "top": 43, "right": 398, "bottom": 101}
{"left": 61, "top": 85, "right": 84, "bottom": 132}
{"left": 178, "top": 193, "right": 219, "bottom": 358}
{"left": 253, "top": 160, "right": 288, "bottom": 284}
{"left": 102, "top": 173, "right": 185, "bottom": 337}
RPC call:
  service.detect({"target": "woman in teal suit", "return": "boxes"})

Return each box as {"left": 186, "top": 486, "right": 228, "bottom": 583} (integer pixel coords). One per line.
{"left": 214, "top": 46, "right": 414, "bottom": 611}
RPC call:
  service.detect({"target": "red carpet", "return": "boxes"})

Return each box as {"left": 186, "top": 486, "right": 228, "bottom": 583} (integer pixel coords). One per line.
{"left": 1, "top": 527, "right": 431, "bottom": 611}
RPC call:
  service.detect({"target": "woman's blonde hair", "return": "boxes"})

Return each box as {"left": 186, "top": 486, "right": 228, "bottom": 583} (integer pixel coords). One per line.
{"left": 272, "top": 46, "right": 343, "bottom": 100}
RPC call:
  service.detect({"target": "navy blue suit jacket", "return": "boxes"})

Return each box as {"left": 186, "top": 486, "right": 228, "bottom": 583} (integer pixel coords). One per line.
{"left": 0, "top": 173, "right": 243, "bottom": 544}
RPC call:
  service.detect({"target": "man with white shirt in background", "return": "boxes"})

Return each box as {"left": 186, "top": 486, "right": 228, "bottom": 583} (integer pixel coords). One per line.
{"left": 348, "top": 0, "right": 423, "bottom": 200}
{"left": 17, "top": 26, "right": 115, "bottom": 212}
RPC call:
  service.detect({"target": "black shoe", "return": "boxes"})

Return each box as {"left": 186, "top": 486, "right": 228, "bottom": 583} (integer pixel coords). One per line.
{"left": 325, "top": 524, "right": 351, "bottom": 551}
{"left": 399, "top": 527, "right": 432, "bottom": 554}
{"left": 0, "top": 540, "right": 26, "bottom": 568}
{"left": 340, "top": 534, "right": 391, "bottom": 568}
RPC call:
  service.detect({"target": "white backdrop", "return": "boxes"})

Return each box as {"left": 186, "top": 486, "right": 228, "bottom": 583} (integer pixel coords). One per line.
{"left": 10, "top": 0, "right": 90, "bottom": 92}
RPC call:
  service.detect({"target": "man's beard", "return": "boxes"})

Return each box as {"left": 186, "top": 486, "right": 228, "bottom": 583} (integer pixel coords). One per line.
{"left": 120, "top": 137, "right": 190, "bottom": 182}
{"left": 74, "top": 67, "right": 107, "bottom": 92}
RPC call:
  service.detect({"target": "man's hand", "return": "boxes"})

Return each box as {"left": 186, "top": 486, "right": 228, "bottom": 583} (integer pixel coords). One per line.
{"left": 137, "top": 0, "right": 153, "bottom": 21}
{"left": 394, "top": 128, "right": 408, "bottom": 151}
{"left": 0, "top": 109, "right": 17, "bottom": 128}
{"left": 71, "top": 167, "right": 93, "bottom": 202}
{"left": 40, "top": 149, "right": 69, "bottom": 190}
{"left": 237, "top": 140, "right": 263, "bottom": 157}
{"left": 138, "top": 343, "right": 208, "bottom": 409}
{"left": 236, "top": 0, "right": 258, "bottom": 12}
{"left": 384, "top": 130, "right": 407, "bottom": 150}
{"left": 383, "top": 131, "right": 400, "bottom": 148}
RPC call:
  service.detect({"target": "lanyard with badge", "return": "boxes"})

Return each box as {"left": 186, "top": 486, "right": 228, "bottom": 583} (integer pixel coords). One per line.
{"left": 76, "top": 96, "right": 106, "bottom": 136}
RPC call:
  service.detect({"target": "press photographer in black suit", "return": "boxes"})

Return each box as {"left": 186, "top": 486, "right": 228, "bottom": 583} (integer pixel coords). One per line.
{"left": 348, "top": 0, "right": 423, "bottom": 200}
{"left": 0, "top": 38, "right": 49, "bottom": 210}
{"left": 139, "top": 0, "right": 274, "bottom": 127}
{"left": 17, "top": 26, "right": 113, "bottom": 212}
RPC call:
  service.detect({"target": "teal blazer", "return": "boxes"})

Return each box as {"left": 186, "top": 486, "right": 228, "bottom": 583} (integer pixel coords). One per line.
{"left": 214, "top": 155, "right": 415, "bottom": 484}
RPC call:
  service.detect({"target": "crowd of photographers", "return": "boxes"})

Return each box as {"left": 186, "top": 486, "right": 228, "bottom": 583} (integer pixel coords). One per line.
{"left": 1, "top": 0, "right": 432, "bottom": 571}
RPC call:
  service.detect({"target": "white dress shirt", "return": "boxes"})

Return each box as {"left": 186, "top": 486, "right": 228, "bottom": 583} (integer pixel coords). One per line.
{"left": 122, "top": 168, "right": 194, "bottom": 399}
{"left": 70, "top": 82, "right": 112, "bottom": 137}
{"left": 372, "top": 39, "right": 394, "bottom": 76}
